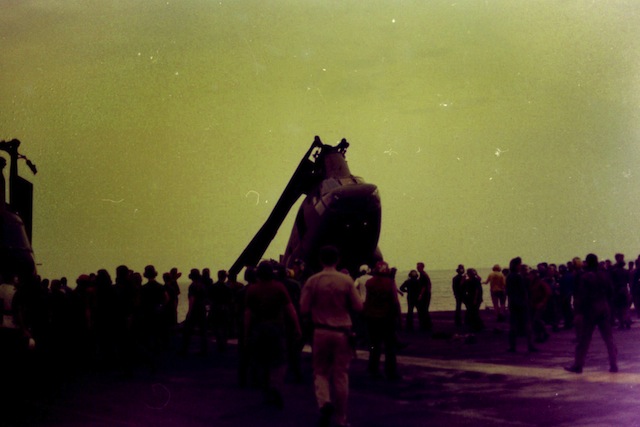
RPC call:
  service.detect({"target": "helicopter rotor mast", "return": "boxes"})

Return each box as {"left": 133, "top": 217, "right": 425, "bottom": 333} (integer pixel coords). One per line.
{"left": 228, "top": 136, "right": 330, "bottom": 278}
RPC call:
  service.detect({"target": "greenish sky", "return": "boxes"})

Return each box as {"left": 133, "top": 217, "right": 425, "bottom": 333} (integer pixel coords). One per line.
{"left": 2, "top": 0, "right": 640, "bottom": 280}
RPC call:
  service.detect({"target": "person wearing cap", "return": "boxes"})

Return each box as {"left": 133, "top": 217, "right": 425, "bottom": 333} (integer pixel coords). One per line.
{"left": 141, "top": 265, "right": 168, "bottom": 317}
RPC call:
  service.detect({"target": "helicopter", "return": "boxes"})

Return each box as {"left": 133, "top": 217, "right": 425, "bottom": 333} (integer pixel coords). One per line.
{"left": 229, "top": 136, "right": 382, "bottom": 278}
{"left": 0, "top": 138, "right": 37, "bottom": 283}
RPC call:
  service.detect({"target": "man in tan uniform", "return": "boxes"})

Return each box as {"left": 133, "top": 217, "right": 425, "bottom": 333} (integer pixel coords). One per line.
{"left": 300, "top": 246, "right": 363, "bottom": 427}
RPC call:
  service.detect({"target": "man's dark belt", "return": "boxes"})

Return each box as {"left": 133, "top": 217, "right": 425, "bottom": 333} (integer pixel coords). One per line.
{"left": 314, "top": 324, "right": 351, "bottom": 334}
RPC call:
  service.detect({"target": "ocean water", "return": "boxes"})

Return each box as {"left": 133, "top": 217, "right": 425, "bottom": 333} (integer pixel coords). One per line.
{"left": 176, "top": 267, "right": 493, "bottom": 322}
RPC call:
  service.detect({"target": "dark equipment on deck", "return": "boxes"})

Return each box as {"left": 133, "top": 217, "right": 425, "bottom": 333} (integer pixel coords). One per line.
{"left": 0, "top": 139, "right": 37, "bottom": 281}
{"left": 229, "top": 136, "right": 382, "bottom": 278}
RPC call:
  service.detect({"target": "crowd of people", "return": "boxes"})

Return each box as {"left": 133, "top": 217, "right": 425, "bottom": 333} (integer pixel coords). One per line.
{"left": 448, "top": 252, "right": 640, "bottom": 373}
{"left": 0, "top": 265, "right": 190, "bottom": 376}
{"left": 2, "top": 249, "right": 639, "bottom": 426}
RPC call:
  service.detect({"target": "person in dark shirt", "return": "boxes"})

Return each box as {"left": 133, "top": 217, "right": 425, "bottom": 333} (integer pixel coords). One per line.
{"left": 227, "top": 272, "right": 244, "bottom": 339}
{"left": 558, "top": 264, "right": 575, "bottom": 330}
{"left": 399, "top": 270, "right": 421, "bottom": 331}
{"left": 631, "top": 258, "right": 640, "bottom": 319}
{"left": 210, "top": 270, "right": 232, "bottom": 352}
{"left": 565, "top": 253, "right": 618, "bottom": 373}
{"left": 141, "top": 265, "right": 167, "bottom": 318}
{"left": 451, "top": 265, "right": 466, "bottom": 327}
{"left": 140, "top": 265, "right": 169, "bottom": 359}
{"left": 114, "top": 265, "right": 136, "bottom": 376}
{"left": 506, "top": 257, "right": 537, "bottom": 353}
{"left": 463, "top": 268, "right": 484, "bottom": 332}
{"left": 236, "top": 267, "right": 255, "bottom": 387}
{"left": 180, "top": 269, "right": 208, "bottom": 356}
{"left": 164, "top": 268, "right": 181, "bottom": 328}
{"left": 202, "top": 268, "right": 214, "bottom": 330}
{"left": 610, "top": 253, "right": 632, "bottom": 329}
{"left": 276, "top": 264, "right": 304, "bottom": 383}
{"left": 416, "top": 262, "right": 433, "bottom": 331}
{"left": 364, "top": 261, "right": 402, "bottom": 380}
{"left": 529, "top": 266, "right": 551, "bottom": 343}
{"left": 94, "top": 269, "right": 117, "bottom": 366}
{"left": 244, "top": 261, "right": 301, "bottom": 408}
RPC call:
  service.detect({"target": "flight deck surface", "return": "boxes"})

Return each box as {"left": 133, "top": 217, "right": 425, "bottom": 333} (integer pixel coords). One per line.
{"left": 8, "top": 310, "right": 639, "bottom": 427}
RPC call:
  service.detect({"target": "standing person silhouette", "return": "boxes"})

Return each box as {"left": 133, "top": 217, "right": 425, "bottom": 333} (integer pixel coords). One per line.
{"left": 464, "top": 268, "right": 484, "bottom": 332}
{"left": 140, "top": 265, "right": 168, "bottom": 359}
{"left": 565, "top": 253, "right": 618, "bottom": 374}
{"left": 180, "top": 269, "right": 208, "bottom": 356}
{"left": 416, "top": 262, "right": 432, "bottom": 331}
{"left": 244, "top": 261, "right": 301, "bottom": 408}
{"left": 300, "top": 246, "right": 363, "bottom": 427}
{"left": 610, "top": 253, "right": 632, "bottom": 329}
{"left": 364, "top": 261, "right": 402, "bottom": 380}
{"left": 210, "top": 270, "right": 232, "bottom": 352}
{"left": 165, "top": 268, "right": 181, "bottom": 328}
{"left": 631, "top": 258, "right": 640, "bottom": 319}
{"left": 506, "top": 257, "right": 537, "bottom": 353}
{"left": 400, "top": 270, "right": 421, "bottom": 331}
{"left": 452, "top": 265, "right": 466, "bottom": 327}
